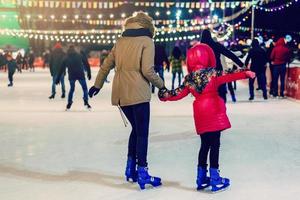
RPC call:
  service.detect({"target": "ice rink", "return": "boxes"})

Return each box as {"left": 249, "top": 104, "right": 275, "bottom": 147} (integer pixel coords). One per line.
{"left": 0, "top": 69, "right": 299, "bottom": 200}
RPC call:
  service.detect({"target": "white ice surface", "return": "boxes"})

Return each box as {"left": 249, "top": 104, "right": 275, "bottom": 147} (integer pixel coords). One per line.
{"left": 0, "top": 69, "right": 299, "bottom": 200}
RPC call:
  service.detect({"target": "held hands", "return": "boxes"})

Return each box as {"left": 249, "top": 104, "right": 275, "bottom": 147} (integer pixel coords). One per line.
{"left": 89, "top": 86, "right": 100, "bottom": 98}
{"left": 245, "top": 71, "right": 256, "bottom": 79}
{"left": 158, "top": 86, "right": 171, "bottom": 101}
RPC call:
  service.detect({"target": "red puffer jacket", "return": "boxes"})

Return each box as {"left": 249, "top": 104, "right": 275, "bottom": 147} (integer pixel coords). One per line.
{"left": 270, "top": 38, "right": 290, "bottom": 65}
{"left": 161, "top": 44, "right": 253, "bottom": 135}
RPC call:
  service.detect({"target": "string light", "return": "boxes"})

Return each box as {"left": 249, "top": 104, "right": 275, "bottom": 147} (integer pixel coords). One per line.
{"left": 255, "top": 0, "right": 298, "bottom": 12}
{"left": 14, "top": 1, "right": 253, "bottom": 10}
{"left": 13, "top": 6, "right": 250, "bottom": 24}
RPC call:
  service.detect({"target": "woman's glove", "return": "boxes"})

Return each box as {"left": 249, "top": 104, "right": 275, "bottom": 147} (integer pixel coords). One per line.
{"left": 89, "top": 86, "right": 100, "bottom": 98}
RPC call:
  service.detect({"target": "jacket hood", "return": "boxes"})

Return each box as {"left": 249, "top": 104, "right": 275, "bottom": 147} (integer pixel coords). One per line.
{"left": 124, "top": 12, "right": 155, "bottom": 38}
{"left": 276, "top": 38, "right": 286, "bottom": 47}
{"left": 187, "top": 43, "right": 216, "bottom": 73}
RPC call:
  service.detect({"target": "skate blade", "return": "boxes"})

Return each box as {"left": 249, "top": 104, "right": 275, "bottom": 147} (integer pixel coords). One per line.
{"left": 139, "top": 182, "right": 162, "bottom": 191}
{"left": 211, "top": 185, "right": 230, "bottom": 193}
{"left": 197, "top": 184, "right": 210, "bottom": 191}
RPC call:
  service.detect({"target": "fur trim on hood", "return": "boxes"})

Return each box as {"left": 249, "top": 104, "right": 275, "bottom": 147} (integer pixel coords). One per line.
{"left": 124, "top": 12, "right": 155, "bottom": 38}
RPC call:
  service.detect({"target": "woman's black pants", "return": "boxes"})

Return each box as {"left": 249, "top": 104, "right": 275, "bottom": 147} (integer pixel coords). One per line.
{"left": 121, "top": 102, "right": 150, "bottom": 167}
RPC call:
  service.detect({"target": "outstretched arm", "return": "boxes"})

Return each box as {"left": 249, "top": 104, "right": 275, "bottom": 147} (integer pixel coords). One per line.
{"left": 217, "top": 43, "right": 244, "bottom": 68}
{"left": 216, "top": 70, "right": 255, "bottom": 86}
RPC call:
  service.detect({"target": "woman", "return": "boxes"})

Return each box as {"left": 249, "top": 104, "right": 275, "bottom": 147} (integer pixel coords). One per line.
{"left": 201, "top": 29, "right": 244, "bottom": 102}
{"left": 170, "top": 46, "right": 184, "bottom": 90}
{"left": 89, "top": 12, "right": 165, "bottom": 190}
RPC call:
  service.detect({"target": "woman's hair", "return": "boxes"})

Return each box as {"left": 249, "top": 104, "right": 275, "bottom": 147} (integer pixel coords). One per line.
{"left": 201, "top": 29, "right": 214, "bottom": 44}
{"left": 124, "top": 12, "right": 155, "bottom": 37}
{"left": 172, "top": 46, "right": 182, "bottom": 60}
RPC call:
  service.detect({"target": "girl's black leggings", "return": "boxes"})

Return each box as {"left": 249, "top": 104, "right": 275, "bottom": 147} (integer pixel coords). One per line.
{"left": 198, "top": 131, "right": 221, "bottom": 169}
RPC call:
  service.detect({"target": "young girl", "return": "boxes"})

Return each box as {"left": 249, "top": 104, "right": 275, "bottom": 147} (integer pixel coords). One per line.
{"left": 159, "top": 43, "right": 255, "bottom": 192}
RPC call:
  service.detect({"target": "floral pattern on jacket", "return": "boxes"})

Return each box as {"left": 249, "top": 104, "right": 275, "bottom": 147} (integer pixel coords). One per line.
{"left": 159, "top": 67, "right": 247, "bottom": 99}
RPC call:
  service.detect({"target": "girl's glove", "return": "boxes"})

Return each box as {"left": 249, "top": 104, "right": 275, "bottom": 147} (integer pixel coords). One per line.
{"left": 158, "top": 87, "right": 170, "bottom": 101}
{"left": 245, "top": 71, "right": 256, "bottom": 79}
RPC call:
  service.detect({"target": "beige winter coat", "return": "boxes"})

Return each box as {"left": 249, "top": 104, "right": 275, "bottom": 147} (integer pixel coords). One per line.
{"left": 94, "top": 23, "right": 164, "bottom": 106}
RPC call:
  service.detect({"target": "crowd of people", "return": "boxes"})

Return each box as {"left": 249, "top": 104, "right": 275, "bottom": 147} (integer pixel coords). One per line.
{"left": 49, "top": 43, "right": 92, "bottom": 110}
{"left": 0, "top": 11, "right": 296, "bottom": 193}
{"left": 0, "top": 49, "right": 36, "bottom": 86}
{"left": 152, "top": 33, "right": 292, "bottom": 102}
{"left": 0, "top": 31, "right": 294, "bottom": 103}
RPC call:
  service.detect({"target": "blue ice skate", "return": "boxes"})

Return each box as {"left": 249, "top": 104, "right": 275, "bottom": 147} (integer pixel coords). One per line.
{"left": 137, "top": 166, "right": 162, "bottom": 190}
{"left": 209, "top": 168, "right": 230, "bottom": 192}
{"left": 196, "top": 167, "right": 210, "bottom": 190}
{"left": 125, "top": 157, "right": 137, "bottom": 182}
